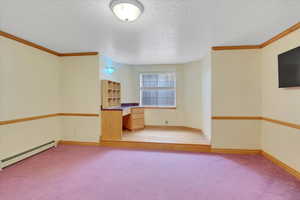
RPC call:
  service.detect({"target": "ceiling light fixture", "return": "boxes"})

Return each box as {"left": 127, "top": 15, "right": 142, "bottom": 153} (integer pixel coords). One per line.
{"left": 110, "top": 0, "right": 144, "bottom": 22}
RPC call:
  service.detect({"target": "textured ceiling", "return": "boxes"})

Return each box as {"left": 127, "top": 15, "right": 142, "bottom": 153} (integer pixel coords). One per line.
{"left": 0, "top": 0, "right": 299, "bottom": 64}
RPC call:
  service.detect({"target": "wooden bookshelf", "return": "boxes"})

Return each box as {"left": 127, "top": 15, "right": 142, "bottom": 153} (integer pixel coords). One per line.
{"left": 101, "top": 80, "right": 121, "bottom": 108}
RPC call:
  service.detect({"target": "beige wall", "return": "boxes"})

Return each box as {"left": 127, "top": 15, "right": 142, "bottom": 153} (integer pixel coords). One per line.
{"left": 0, "top": 36, "right": 102, "bottom": 163}
{"left": 211, "top": 49, "right": 262, "bottom": 149}
{"left": 261, "top": 29, "right": 300, "bottom": 171}
{"left": 210, "top": 28, "right": 300, "bottom": 171}
{"left": 60, "top": 56, "right": 100, "bottom": 142}
{"left": 0, "top": 37, "right": 61, "bottom": 120}
{"left": 212, "top": 50, "right": 262, "bottom": 116}
{"left": 182, "top": 61, "right": 203, "bottom": 130}
{"left": 0, "top": 36, "right": 61, "bottom": 162}
{"left": 199, "top": 54, "right": 212, "bottom": 138}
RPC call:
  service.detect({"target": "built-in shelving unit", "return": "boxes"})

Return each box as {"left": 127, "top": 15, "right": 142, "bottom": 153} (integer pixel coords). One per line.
{"left": 101, "top": 80, "right": 121, "bottom": 108}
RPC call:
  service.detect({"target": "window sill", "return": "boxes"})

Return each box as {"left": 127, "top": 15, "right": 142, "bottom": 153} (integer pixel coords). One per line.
{"left": 143, "top": 106, "right": 176, "bottom": 110}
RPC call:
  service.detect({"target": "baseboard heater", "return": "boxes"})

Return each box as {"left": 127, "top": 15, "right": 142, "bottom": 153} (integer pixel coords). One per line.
{"left": 1, "top": 140, "right": 56, "bottom": 169}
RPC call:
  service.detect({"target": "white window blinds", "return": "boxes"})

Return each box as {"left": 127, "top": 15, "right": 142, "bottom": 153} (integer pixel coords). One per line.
{"left": 140, "top": 72, "right": 176, "bottom": 107}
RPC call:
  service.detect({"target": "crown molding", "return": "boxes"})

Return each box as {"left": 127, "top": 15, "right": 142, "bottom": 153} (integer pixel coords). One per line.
{"left": 0, "top": 31, "right": 60, "bottom": 56}
{"left": 59, "top": 52, "right": 98, "bottom": 57}
{"left": 2, "top": 22, "right": 299, "bottom": 55}
{"left": 212, "top": 22, "right": 300, "bottom": 51}
{"left": 260, "top": 22, "right": 300, "bottom": 48}
{"left": 212, "top": 45, "right": 261, "bottom": 51}
{"left": 0, "top": 30, "right": 99, "bottom": 57}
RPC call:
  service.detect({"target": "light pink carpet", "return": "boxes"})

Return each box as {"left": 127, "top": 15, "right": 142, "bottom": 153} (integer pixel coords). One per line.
{"left": 1, "top": 145, "right": 300, "bottom": 200}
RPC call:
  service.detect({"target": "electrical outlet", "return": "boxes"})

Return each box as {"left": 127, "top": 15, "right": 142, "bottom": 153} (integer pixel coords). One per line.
{"left": 165, "top": 120, "right": 169, "bottom": 125}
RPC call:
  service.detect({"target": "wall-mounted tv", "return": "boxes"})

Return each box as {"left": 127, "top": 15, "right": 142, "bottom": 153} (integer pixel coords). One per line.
{"left": 278, "top": 46, "right": 300, "bottom": 88}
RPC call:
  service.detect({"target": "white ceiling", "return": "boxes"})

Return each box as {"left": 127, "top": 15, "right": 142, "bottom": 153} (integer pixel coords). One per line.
{"left": 0, "top": 0, "right": 299, "bottom": 64}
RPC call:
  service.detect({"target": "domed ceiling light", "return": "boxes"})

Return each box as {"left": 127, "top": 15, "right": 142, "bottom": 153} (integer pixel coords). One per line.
{"left": 110, "top": 0, "right": 144, "bottom": 22}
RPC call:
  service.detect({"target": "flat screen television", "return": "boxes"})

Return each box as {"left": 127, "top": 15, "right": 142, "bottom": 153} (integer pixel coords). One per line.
{"left": 278, "top": 46, "right": 300, "bottom": 88}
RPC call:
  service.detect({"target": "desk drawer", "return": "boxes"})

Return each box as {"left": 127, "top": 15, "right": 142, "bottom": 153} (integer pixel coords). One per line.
{"left": 131, "top": 108, "right": 144, "bottom": 114}
{"left": 131, "top": 118, "right": 145, "bottom": 129}
{"left": 131, "top": 113, "right": 144, "bottom": 119}
{"left": 123, "top": 115, "right": 145, "bottom": 131}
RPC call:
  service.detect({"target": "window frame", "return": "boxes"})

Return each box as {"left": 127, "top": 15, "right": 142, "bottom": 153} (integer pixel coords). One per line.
{"left": 139, "top": 72, "right": 177, "bottom": 108}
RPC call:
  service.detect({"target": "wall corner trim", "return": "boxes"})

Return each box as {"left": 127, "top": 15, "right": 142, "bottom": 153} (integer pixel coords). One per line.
{"left": 0, "top": 113, "right": 99, "bottom": 126}
{"left": 211, "top": 116, "right": 300, "bottom": 130}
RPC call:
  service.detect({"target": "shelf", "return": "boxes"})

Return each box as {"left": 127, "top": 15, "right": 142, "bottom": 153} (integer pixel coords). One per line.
{"left": 102, "top": 80, "right": 121, "bottom": 108}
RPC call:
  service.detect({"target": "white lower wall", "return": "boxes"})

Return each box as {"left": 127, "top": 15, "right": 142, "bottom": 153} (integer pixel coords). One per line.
{"left": 0, "top": 118, "right": 60, "bottom": 162}
{"left": 60, "top": 117, "right": 100, "bottom": 142}
{"left": 261, "top": 121, "right": 300, "bottom": 171}
{"left": 144, "top": 109, "right": 185, "bottom": 126}
{"left": 212, "top": 120, "right": 261, "bottom": 149}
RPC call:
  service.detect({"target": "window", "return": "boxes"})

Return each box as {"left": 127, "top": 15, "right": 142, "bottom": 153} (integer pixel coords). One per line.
{"left": 140, "top": 72, "right": 176, "bottom": 107}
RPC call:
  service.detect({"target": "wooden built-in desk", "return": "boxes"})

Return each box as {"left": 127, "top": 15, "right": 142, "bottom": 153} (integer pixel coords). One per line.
{"left": 101, "top": 105, "right": 144, "bottom": 141}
